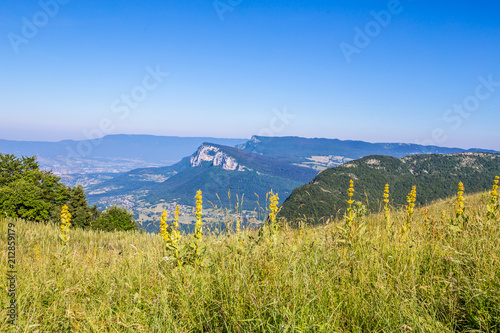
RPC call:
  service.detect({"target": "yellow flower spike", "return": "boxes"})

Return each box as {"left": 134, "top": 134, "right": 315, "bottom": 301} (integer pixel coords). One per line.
{"left": 383, "top": 183, "right": 390, "bottom": 227}
{"left": 59, "top": 205, "right": 72, "bottom": 254}
{"left": 345, "top": 179, "right": 356, "bottom": 228}
{"left": 487, "top": 176, "right": 499, "bottom": 219}
{"left": 455, "top": 182, "right": 465, "bottom": 217}
{"left": 266, "top": 190, "right": 280, "bottom": 239}
{"left": 406, "top": 186, "right": 417, "bottom": 220}
{"left": 383, "top": 184, "right": 390, "bottom": 203}
{"left": 159, "top": 210, "right": 168, "bottom": 238}
{"left": 171, "top": 205, "right": 182, "bottom": 251}
{"left": 194, "top": 190, "right": 203, "bottom": 240}
{"left": 268, "top": 191, "right": 279, "bottom": 225}
{"left": 490, "top": 176, "right": 499, "bottom": 201}
{"left": 173, "top": 205, "right": 180, "bottom": 229}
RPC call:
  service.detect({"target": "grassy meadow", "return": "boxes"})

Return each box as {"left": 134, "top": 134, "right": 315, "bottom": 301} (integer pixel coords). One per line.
{"left": 1, "top": 184, "right": 500, "bottom": 332}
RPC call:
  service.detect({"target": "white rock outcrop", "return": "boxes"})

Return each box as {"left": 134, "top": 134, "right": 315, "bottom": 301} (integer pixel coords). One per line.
{"left": 190, "top": 145, "right": 248, "bottom": 171}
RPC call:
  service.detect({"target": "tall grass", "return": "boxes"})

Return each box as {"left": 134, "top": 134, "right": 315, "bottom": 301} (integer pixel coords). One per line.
{"left": 1, "top": 191, "right": 499, "bottom": 332}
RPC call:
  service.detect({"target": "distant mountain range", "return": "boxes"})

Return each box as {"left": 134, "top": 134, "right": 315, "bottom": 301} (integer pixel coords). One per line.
{"left": 0, "top": 135, "right": 247, "bottom": 174}
{"left": 2, "top": 134, "right": 498, "bottom": 220}
{"left": 278, "top": 152, "right": 500, "bottom": 224}
{"left": 239, "top": 136, "right": 498, "bottom": 170}
{"left": 74, "top": 136, "right": 499, "bottom": 216}
{"left": 88, "top": 143, "right": 318, "bottom": 210}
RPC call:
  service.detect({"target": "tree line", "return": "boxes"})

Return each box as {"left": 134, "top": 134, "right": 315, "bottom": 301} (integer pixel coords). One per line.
{"left": 0, "top": 153, "right": 136, "bottom": 231}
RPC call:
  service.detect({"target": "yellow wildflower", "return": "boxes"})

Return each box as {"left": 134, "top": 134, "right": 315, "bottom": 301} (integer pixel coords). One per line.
{"left": 455, "top": 182, "right": 465, "bottom": 217}
{"left": 173, "top": 204, "right": 180, "bottom": 230}
{"left": 487, "top": 176, "right": 499, "bottom": 219}
{"left": 383, "top": 183, "right": 390, "bottom": 226}
{"left": 195, "top": 190, "right": 203, "bottom": 242}
{"left": 267, "top": 190, "right": 280, "bottom": 237}
{"left": 490, "top": 176, "right": 499, "bottom": 203}
{"left": 268, "top": 191, "right": 279, "bottom": 225}
{"left": 60, "top": 205, "right": 71, "bottom": 247}
{"left": 406, "top": 186, "right": 417, "bottom": 219}
{"left": 159, "top": 210, "right": 168, "bottom": 241}
{"left": 347, "top": 179, "right": 354, "bottom": 205}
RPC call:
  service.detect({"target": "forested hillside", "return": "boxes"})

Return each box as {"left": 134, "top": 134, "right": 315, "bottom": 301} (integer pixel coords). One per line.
{"left": 279, "top": 152, "right": 500, "bottom": 223}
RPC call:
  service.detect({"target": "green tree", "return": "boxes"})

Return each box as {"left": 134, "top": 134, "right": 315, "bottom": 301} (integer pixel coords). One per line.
{"left": 69, "top": 185, "right": 91, "bottom": 228}
{"left": 0, "top": 154, "right": 69, "bottom": 221}
{"left": 92, "top": 205, "right": 137, "bottom": 232}
{"left": 0, "top": 179, "right": 52, "bottom": 220}
{"left": 89, "top": 205, "right": 101, "bottom": 224}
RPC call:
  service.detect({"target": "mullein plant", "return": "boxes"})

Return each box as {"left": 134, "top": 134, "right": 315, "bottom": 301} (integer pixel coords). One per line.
{"left": 487, "top": 176, "right": 499, "bottom": 219}
{"left": 60, "top": 205, "right": 71, "bottom": 253}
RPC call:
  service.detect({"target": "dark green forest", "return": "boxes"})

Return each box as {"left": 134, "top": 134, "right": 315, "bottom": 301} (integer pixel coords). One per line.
{"left": 279, "top": 153, "right": 500, "bottom": 224}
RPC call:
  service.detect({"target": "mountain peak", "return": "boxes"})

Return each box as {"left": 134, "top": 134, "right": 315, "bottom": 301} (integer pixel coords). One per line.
{"left": 190, "top": 144, "right": 247, "bottom": 171}
{"left": 250, "top": 135, "right": 262, "bottom": 143}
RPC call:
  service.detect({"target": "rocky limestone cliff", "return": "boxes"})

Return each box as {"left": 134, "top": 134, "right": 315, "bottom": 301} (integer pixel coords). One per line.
{"left": 190, "top": 144, "right": 248, "bottom": 171}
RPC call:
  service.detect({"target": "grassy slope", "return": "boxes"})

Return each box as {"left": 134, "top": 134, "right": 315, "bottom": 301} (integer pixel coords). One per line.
{"left": 1, "top": 192, "right": 499, "bottom": 332}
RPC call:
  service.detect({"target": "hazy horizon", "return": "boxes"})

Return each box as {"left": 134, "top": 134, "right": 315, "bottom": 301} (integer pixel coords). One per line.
{"left": 2, "top": 1, "right": 499, "bottom": 150}
{"left": 1, "top": 132, "right": 498, "bottom": 152}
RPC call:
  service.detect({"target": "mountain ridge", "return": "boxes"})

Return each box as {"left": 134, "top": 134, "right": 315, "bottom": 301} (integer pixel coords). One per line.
{"left": 239, "top": 135, "right": 498, "bottom": 170}
{"left": 87, "top": 142, "right": 318, "bottom": 210}
{"left": 0, "top": 134, "right": 247, "bottom": 174}
{"left": 278, "top": 152, "right": 500, "bottom": 224}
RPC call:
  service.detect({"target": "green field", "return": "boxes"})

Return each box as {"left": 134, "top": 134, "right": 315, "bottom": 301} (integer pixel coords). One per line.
{"left": 1, "top": 188, "right": 499, "bottom": 332}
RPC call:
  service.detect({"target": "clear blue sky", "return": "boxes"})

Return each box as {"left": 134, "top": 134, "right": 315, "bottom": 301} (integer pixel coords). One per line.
{"left": 1, "top": 0, "right": 499, "bottom": 150}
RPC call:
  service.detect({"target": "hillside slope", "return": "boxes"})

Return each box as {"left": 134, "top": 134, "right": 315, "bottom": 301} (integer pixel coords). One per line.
{"left": 279, "top": 152, "right": 500, "bottom": 223}
{"left": 4, "top": 190, "right": 499, "bottom": 331}
{"left": 144, "top": 143, "right": 318, "bottom": 209}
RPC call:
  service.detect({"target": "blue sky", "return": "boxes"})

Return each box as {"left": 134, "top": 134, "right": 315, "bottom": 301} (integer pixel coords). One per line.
{"left": 1, "top": 0, "right": 499, "bottom": 150}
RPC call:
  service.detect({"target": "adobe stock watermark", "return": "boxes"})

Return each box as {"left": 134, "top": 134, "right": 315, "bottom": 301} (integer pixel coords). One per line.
{"left": 64, "top": 65, "right": 168, "bottom": 160}
{"left": 339, "top": 0, "right": 406, "bottom": 64}
{"left": 417, "top": 75, "right": 499, "bottom": 147}
{"left": 213, "top": 0, "right": 243, "bottom": 21}
{"left": 207, "top": 106, "right": 296, "bottom": 188}
{"left": 257, "top": 107, "right": 296, "bottom": 137}
{"left": 7, "top": 0, "right": 71, "bottom": 54}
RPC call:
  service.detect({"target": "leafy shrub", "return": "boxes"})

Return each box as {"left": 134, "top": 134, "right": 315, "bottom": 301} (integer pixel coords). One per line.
{"left": 92, "top": 205, "right": 137, "bottom": 231}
